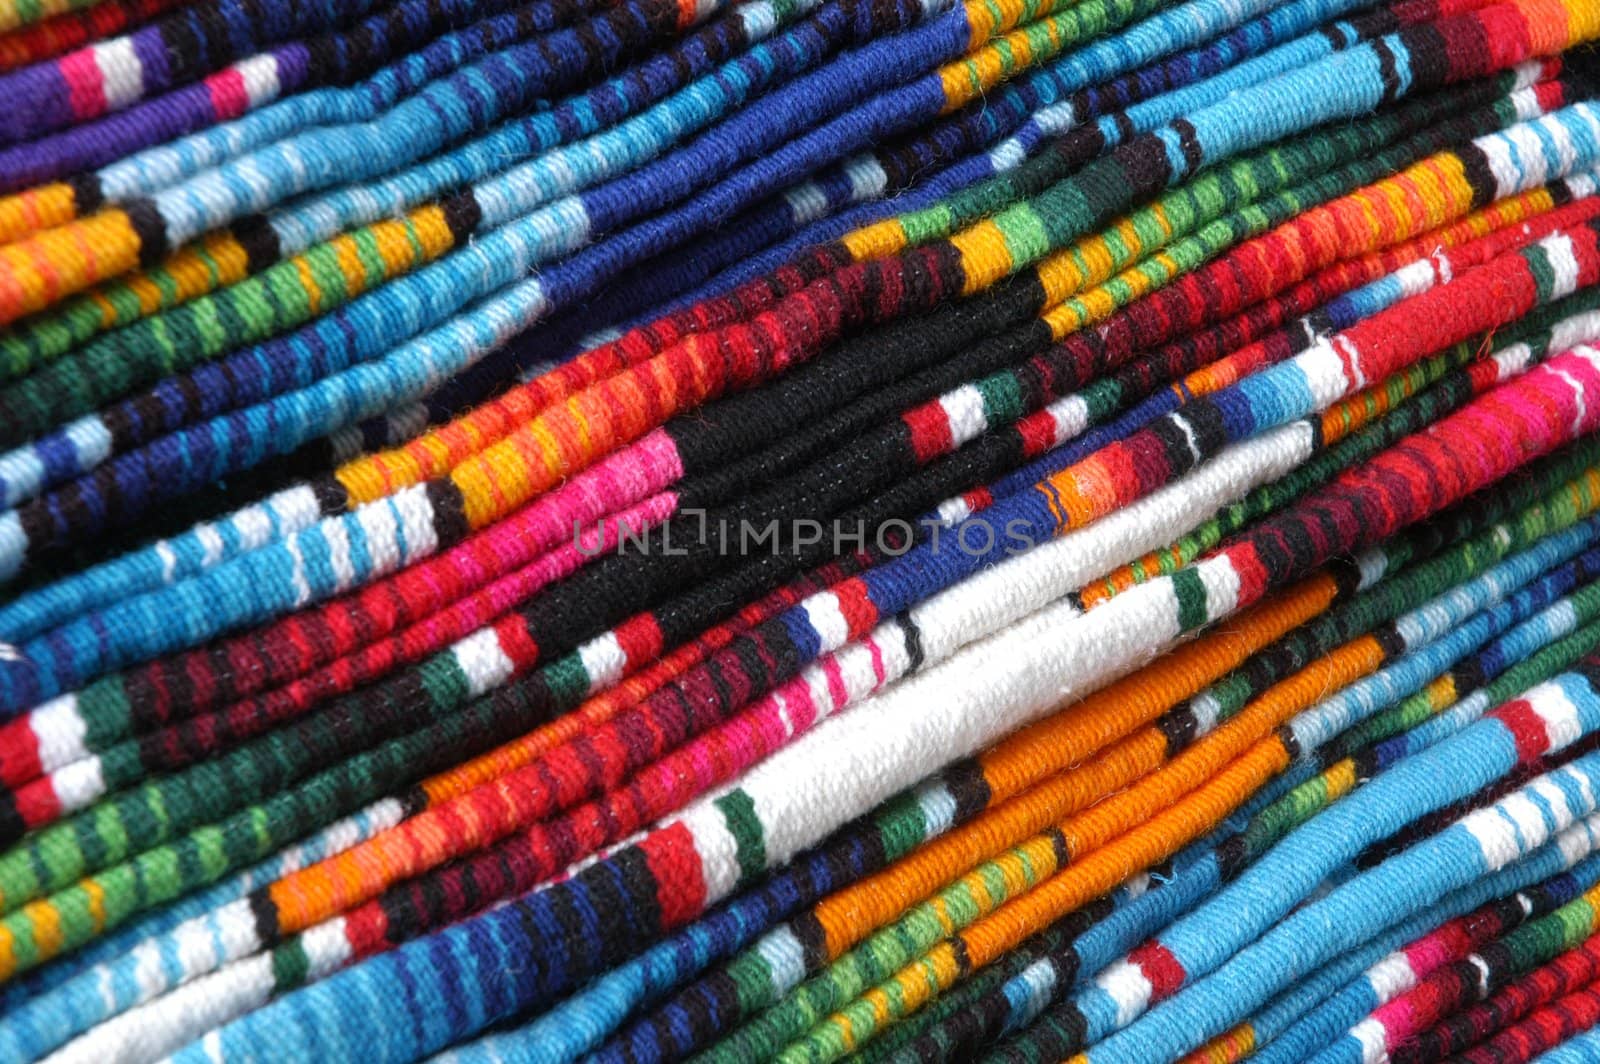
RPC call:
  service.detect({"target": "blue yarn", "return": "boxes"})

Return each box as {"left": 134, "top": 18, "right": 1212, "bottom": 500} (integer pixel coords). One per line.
{"left": 3, "top": 30, "right": 1589, "bottom": 714}
{"left": 0, "top": 0, "right": 388, "bottom": 154}
{"left": 475, "top": 0, "right": 1362, "bottom": 392}
{"left": 0, "top": 0, "right": 538, "bottom": 192}
{"left": 0, "top": 0, "right": 1381, "bottom": 665}
{"left": 0, "top": 799, "right": 406, "bottom": 1064}
{"left": 1052, "top": 533, "right": 1600, "bottom": 1048}
{"left": 140, "top": 0, "right": 747, "bottom": 247}
{"left": 1086, "top": 689, "right": 1600, "bottom": 1063}
{"left": 171, "top": 514, "right": 1600, "bottom": 1063}
{"left": 1249, "top": 846, "right": 1600, "bottom": 1064}
{"left": 974, "top": 565, "right": 1600, "bottom": 1056}
{"left": 0, "top": 0, "right": 857, "bottom": 510}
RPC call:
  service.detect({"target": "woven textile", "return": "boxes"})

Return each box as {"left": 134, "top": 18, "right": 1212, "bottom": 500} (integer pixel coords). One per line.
{"left": 3, "top": 0, "right": 1600, "bottom": 1062}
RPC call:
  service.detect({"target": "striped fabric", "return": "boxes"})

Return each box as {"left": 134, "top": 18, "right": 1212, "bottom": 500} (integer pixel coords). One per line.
{"left": 3, "top": 0, "right": 1600, "bottom": 1061}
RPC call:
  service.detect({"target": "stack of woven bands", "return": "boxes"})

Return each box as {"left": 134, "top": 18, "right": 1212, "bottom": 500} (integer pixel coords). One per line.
{"left": 2, "top": 0, "right": 1600, "bottom": 1061}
